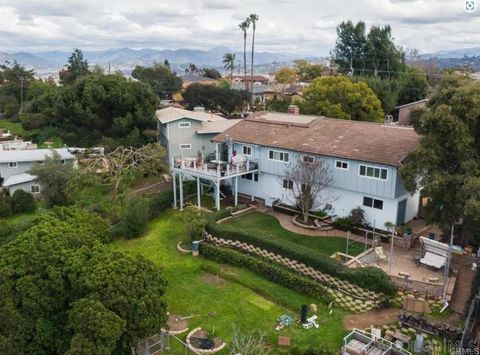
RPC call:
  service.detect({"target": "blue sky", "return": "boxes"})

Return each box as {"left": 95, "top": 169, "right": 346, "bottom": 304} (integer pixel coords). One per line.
{"left": 0, "top": 0, "right": 479, "bottom": 55}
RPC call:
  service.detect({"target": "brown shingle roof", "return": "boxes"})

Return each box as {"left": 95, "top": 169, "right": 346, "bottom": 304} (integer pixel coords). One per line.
{"left": 212, "top": 112, "right": 420, "bottom": 166}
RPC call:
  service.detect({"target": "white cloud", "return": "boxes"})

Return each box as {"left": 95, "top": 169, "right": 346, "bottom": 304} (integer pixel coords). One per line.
{"left": 0, "top": 0, "right": 479, "bottom": 55}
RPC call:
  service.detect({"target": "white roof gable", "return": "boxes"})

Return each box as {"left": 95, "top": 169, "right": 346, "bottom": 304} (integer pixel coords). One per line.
{"left": 0, "top": 148, "right": 74, "bottom": 164}
{"left": 3, "top": 173, "right": 37, "bottom": 187}
{"left": 155, "top": 107, "right": 225, "bottom": 124}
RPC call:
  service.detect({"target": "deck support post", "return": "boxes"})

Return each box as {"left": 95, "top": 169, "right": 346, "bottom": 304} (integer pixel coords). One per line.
{"left": 172, "top": 170, "right": 177, "bottom": 209}
{"left": 179, "top": 173, "right": 184, "bottom": 211}
{"left": 234, "top": 177, "right": 238, "bottom": 206}
{"left": 251, "top": 176, "right": 255, "bottom": 201}
{"left": 215, "top": 181, "right": 220, "bottom": 211}
{"left": 197, "top": 176, "right": 201, "bottom": 209}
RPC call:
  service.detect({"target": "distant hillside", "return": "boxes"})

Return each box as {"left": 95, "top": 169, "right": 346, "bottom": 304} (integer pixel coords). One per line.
{"left": 425, "top": 47, "right": 480, "bottom": 59}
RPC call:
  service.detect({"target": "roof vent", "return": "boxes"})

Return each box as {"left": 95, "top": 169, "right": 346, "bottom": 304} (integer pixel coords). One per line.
{"left": 194, "top": 106, "right": 205, "bottom": 112}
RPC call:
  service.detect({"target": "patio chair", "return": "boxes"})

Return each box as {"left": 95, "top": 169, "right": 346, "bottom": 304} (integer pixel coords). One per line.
{"left": 375, "top": 247, "right": 387, "bottom": 262}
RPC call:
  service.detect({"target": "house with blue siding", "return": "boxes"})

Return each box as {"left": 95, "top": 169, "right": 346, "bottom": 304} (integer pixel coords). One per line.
{"left": 156, "top": 106, "right": 241, "bottom": 166}
{"left": 0, "top": 148, "right": 74, "bottom": 195}
{"left": 211, "top": 112, "right": 421, "bottom": 229}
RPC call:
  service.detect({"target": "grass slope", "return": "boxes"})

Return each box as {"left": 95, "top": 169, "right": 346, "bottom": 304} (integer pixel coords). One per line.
{"left": 110, "top": 209, "right": 347, "bottom": 353}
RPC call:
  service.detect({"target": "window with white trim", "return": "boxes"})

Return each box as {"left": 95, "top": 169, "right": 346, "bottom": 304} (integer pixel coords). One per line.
{"left": 61, "top": 159, "right": 66, "bottom": 165}
{"left": 243, "top": 145, "right": 252, "bottom": 156}
{"left": 269, "top": 150, "right": 289, "bottom": 162}
{"left": 8, "top": 162, "right": 18, "bottom": 168}
{"left": 31, "top": 185, "right": 40, "bottom": 193}
{"left": 178, "top": 121, "right": 191, "bottom": 128}
{"left": 359, "top": 164, "right": 388, "bottom": 180}
{"left": 241, "top": 173, "right": 258, "bottom": 181}
{"left": 303, "top": 155, "right": 314, "bottom": 164}
{"left": 363, "top": 196, "right": 384, "bottom": 210}
{"left": 282, "top": 179, "right": 293, "bottom": 189}
{"left": 179, "top": 144, "right": 192, "bottom": 150}
{"left": 335, "top": 160, "right": 348, "bottom": 170}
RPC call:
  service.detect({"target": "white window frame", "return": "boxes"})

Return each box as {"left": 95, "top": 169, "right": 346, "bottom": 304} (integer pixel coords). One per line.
{"left": 268, "top": 149, "right": 289, "bottom": 163}
{"left": 282, "top": 179, "right": 293, "bottom": 190}
{"left": 179, "top": 144, "right": 192, "bottom": 150}
{"left": 358, "top": 164, "right": 388, "bottom": 181}
{"left": 303, "top": 155, "right": 315, "bottom": 164}
{"left": 335, "top": 160, "right": 349, "bottom": 170}
{"left": 30, "top": 185, "right": 40, "bottom": 194}
{"left": 8, "top": 161, "right": 18, "bottom": 168}
{"left": 61, "top": 159, "right": 66, "bottom": 165}
{"left": 178, "top": 121, "right": 191, "bottom": 128}
{"left": 243, "top": 145, "right": 252, "bottom": 156}
{"left": 363, "top": 196, "right": 384, "bottom": 210}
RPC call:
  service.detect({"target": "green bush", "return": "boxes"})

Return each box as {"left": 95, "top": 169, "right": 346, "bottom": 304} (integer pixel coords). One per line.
{"left": 349, "top": 207, "right": 365, "bottom": 226}
{"left": 119, "top": 197, "right": 150, "bottom": 238}
{"left": 200, "top": 243, "right": 333, "bottom": 305}
{"left": 0, "top": 192, "right": 12, "bottom": 218}
{"left": 147, "top": 181, "right": 196, "bottom": 218}
{"left": 4, "top": 102, "right": 19, "bottom": 119}
{"left": 332, "top": 217, "right": 354, "bottom": 229}
{"left": 206, "top": 211, "right": 395, "bottom": 296}
{"left": 11, "top": 190, "right": 35, "bottom": 213}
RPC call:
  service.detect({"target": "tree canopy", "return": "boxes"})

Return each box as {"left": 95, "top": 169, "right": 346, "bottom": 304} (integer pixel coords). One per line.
{"left": 331, "top": 21, "right": 405, "bottom": 78}
{"left": 183, "top": 83, "right": 249, "bottom": 116}
{"left": 300, "top": 76, "right": 384, "bottom": 122}
{"left": 131, "top": 63, "right": 182, "bottom": 99}
{"left": 59, "top": 49, "right": 91, "bottom": 86}
{"left": 293, "top": 60, "right": 326, "bottom": 81}
{"left": 400, "top": 77, "right": 480, "bottom": 242}
{"left": 0, "top": 207, "right": 168, "bottom": 354}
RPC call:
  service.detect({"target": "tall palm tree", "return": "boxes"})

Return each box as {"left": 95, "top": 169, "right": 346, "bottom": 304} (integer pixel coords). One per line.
{"left": 238, "top": 19, "right": 250, "bottom": 90}
{"left": 248, "top": 14, "right": 259, "bottom": 106}
{"left": 222, "top": 53, "right": 236, "bottom": 81}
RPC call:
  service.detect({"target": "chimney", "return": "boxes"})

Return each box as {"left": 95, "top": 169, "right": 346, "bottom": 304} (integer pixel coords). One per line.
{"left": 193, "top": 106, "right": 205, "bottom": 112}
{"left": 288, "top": 105, "right": 299, "bottom": 115}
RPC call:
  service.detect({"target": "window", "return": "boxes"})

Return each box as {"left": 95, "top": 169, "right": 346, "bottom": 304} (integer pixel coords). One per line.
{"left": 363, "top": 196, "right": 384, "bottom": 210}
{"left": 36, "top": 161, "right": 44, "bottom": 165}
{"left": 301, "top": 183, "right": 311, "bottom": 193}
{"left": 269, "top": 150, "right": 289, "bottom": 162}
{"left": 179, "top": 144, "right": 192, "bottom": 150}
{"left": 303, "top": 155, "right": 314, "bottom": 164}
{"left": 242, "top": 173, "right": 258, "bottom": 181}
{"left": 8, "top": 162, "right": 18, "bottom": 168}
{"left": 335, "top": 160, "right": 348, "bottom": 170}
{"left": 178, "top": 121, "right": 191, "bottom": 128}
{"left": 243, "top": 145, "right": 252, "bottom": 156}
{"left": 61, "top": 159, "right": 66, "bottom": 165}
{"left": 30, "top": 185, "right": 40, "bottom": 193}
{"left": 359, "top": 164, "right": 388, "bottom": 180}
{"left": 282, "top": 179, "right": 293, "bottom": 189}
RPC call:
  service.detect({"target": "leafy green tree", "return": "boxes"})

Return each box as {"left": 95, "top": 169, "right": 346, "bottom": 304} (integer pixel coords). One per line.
{"left": 300, "top": 76, "right": 384, "bottom": 122}
{"left": 355, "top": 76, "right": 400, "bottom": 114}
{"left": 223, "top": 53, "right": 236, "bottom": 81}
{"left": 119, "top": 197, "right": 150, "bottom": 238}
{"left": 0, "top": 61, "right": 35, "bottom": 106}
{"left": 0, "top": 190, "right": 12, "bottom": 218}
{"left": 11, "top": 190, "right": 35, "bottom": 213}
{"left": 54, "top": 74, "right": 159, "bottom": 148}
{"left": 400, "top": 77, "right": 480, "bottom": 243}
{"left": 59, "top": 49, "right": 90, "bottom": 85}
{"left": 366, "top": 24, "right": 405, "bottom": 77}
{"left": 331, "top": 21, "right": 367, "bottom": 75}
{"left": 132, "top": 63, "right": 182, "bottom": 99}
{"left": 181, "top": 204, "right": 207, "bottom": 241}
{"left": 201, "top": 68, "right": 222, "bottom": 80}
{"left": 29, "top": 152, "right": 74, "bottom": 207}
{"left": 183, "top": 83, "right": 249, "bottom": 116}
{"left": 397, "top": 68, "right": 429, "bottom": 105}
{"left": 0, "top": 207, "right": 167, "bottom": 354}
{"left": 293, "top": 59, "right": 326, "bottom": 81}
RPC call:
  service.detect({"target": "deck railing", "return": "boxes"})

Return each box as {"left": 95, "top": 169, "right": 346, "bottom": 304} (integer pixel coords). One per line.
{"left": 173, "top": 155, "right": 259, "bottom": 178}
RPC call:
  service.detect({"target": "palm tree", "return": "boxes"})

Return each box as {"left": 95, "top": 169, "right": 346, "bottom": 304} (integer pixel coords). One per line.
{"left": 223, "top": 53, "right": 236, "bottom": 81}
{"left": 248, "top": 14, "right": 259, "bottom": 106}
{"left": 238, "top": 19, "right": 250, "bottom": 90}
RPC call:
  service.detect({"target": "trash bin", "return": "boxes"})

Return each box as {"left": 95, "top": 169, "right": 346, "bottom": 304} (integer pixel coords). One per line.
{"left": 192, "top": 241, "right": 200, "bottom": 256}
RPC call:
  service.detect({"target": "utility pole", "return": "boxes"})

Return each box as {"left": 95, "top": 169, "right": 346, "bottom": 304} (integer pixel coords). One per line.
{"left": 346, "top": 231, "right": 350, "bottom": 256}
{"left": 349, "top": 50, "right": 354, "bottom": 76}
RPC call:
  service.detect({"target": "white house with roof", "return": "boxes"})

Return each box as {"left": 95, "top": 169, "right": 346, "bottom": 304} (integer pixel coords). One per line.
{"left": 155, "top": 106, "right": 241, "bottom": 167}
{"left": 206, "top": 112, "right": 421, "bottom": 228}
{"left": 0, "top": 148, "right": 74, "bottom": 195}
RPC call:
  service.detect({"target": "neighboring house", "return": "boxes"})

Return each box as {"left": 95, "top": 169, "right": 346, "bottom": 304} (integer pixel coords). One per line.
{"left": 231, "top": 82, "right": 270, "bottom": 104}
{"left": 0, "top": 148, "right": 74, "bottom": 195}
{"left": 156, "top": 106, "right": 241, "bottom": 166}
{"left": 393, "top": 99, "right": 428, "bottom": 125}
{"left": 180, "top": 73, "right": 217, "bottom": 88}
{"left": 0, "top": 139, "right": 37, "bottom": 151}
{"left": 231, "top": 75, "right": 269, "bottom": 85}
{"left": 212, "top": 111, "right": 421, "bottom": 228}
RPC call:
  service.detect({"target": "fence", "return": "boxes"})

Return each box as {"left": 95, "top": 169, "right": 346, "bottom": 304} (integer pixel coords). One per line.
{"left": 135, "top": 330, "right": 200, "bottom": 355}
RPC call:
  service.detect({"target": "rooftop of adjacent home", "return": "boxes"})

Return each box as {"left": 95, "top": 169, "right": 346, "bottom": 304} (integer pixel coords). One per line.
{"left": 213, "top": 111, "right": 420, "bottom": 167}
{"left": 155, "top": 106, "right": 225, "bottom": 124}
{"left": 0, "top": 148, "right": 74, "bottom": 164}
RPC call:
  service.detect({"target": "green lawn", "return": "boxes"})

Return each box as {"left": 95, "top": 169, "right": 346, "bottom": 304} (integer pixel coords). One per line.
{"left": 0, "top": 119, "right": 30, "bottom": 137}
{"left": 111, "top": 209, "right": 348, "bottom": 353}
{"left": 217, "top": 211, "right": 365, "bottom": 257}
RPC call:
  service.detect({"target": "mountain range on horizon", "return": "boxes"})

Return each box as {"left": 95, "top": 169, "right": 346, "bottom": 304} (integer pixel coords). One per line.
{"left": 1, "top": 45, "right": 480, "bottom": 78}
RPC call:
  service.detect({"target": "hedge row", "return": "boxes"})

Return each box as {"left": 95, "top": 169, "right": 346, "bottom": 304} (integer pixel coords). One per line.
{"left": 200, "top": 242, "right": 333, "bottom": 305}
{"left": 206, "top": 213, "right": 395, "bottom": 296}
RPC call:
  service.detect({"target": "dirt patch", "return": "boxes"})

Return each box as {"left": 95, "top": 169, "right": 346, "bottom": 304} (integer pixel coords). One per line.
{"left": 200, "top": 274, "right": 225, "bottom": 286}
{"left": 343, "top": 309, "right": 401, "bottom": 330}
{"left": 166, "top": 314, "right": 189, "bottom": 332}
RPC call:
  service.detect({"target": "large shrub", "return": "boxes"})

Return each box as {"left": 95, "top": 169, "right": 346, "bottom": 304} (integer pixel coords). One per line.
{"left": 200, "top": 243, "right": 332, "bottom": 305}
{"left": 119, "top": 197, "right": 150, "bottom": 239}
{"left": 206, "top": 212, "right": 395, "bottom": 296}
{"left": 0, "top": 192, "right": 12, "bottom": 218}
{"left": 11, "top": 190, "right": 35, "bottom": 213}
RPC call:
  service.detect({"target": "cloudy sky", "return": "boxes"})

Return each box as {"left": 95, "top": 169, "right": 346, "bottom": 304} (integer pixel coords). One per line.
{"left": 0, "top": 0, "right": 479, "bottom": 55}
